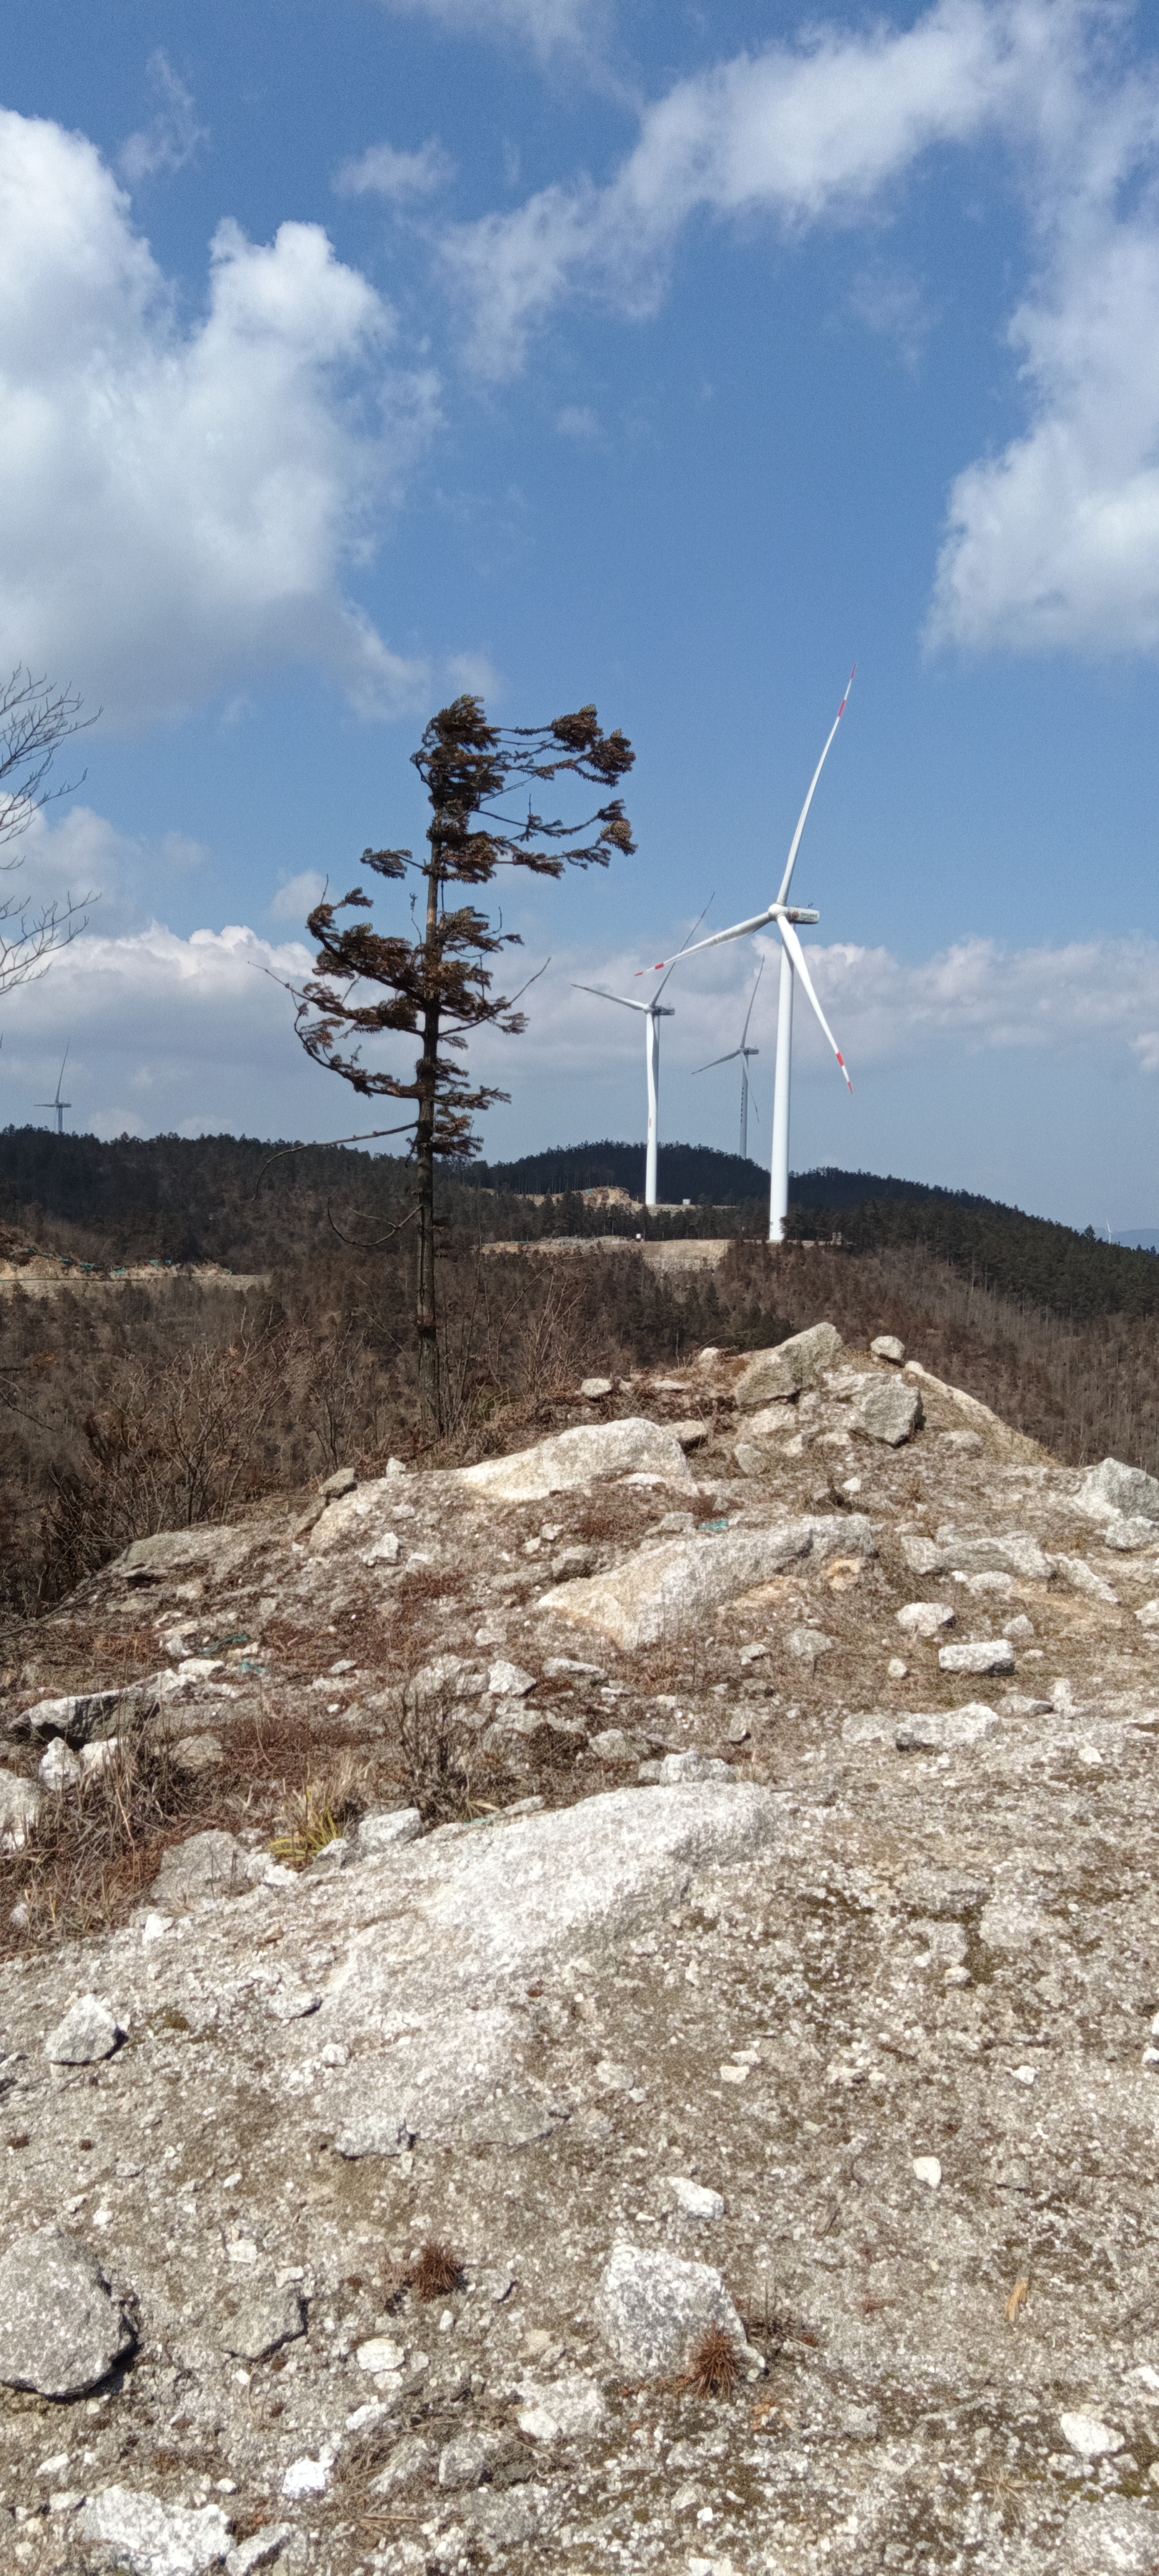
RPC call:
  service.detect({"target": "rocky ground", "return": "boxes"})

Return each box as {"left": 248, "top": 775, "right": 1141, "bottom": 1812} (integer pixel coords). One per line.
{"left": 4, "top": 1325, "right": 1159, "bottom": 2575}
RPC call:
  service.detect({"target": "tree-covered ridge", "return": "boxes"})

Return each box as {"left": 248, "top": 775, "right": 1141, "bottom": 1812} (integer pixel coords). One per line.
{"left": 788, "top": 1191, "right": 1159, "bottom": 1320}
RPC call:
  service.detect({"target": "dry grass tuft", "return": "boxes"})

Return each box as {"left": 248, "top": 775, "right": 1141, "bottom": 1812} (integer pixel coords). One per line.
{"left": 410, "top": 2238, "right": 463, "bottom": 2302}
{"left": 269, "top": 1754, "right": 366, "bottom": 1870}
{"left": 685, "top": 2322, "right": 740, "bottom": 2399}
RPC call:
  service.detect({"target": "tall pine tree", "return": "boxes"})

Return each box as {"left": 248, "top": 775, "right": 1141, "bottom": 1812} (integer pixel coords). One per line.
{"left": 292, "top": 695, "right": 634, "bottom": 1429}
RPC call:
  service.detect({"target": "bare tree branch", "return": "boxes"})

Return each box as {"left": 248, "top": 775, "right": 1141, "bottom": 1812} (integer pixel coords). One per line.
{"left": 0, "top": 668, "right": 100, "bottom": 996}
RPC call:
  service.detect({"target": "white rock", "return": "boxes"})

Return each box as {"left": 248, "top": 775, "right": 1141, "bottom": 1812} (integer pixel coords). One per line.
{"left": 358, "top": 1808, "right": 422, "bottom": 1855}
{"left": 364, "top": 1530, "right": 401, "bottom": 1565}
{"left": 734, "top": 1322, "right": 843, "bottom": 1409}
{"left": 1075, "top": 1458, "right": 1159, "bottom": 1525}
{"left": 0, "top": 2229, "right": 134, "bottom": 2398}
{"left": 887, "top": 1657, "right": 908, "bottom": 1681}
{"left": 80, "top": 1738, "right": 121, "bottom": 1777}
{"left": 45, "top": 1995, "right": 124, "bottom": 2065}
{"left": 896, "top": 1704, "right": 999, "bottom": 1752}
{"left": 870, "top": 1335, "right": 906, "bottom": 1363}
{"left": 1137, "top": 1601, "right": 1159, "bottom": 1630}
{"left": 224, "top": 2529, "right": 300, "bottom": 2575}
{"left": 896, "top": 1602, "right": 956, "bottom": 1637}
{"left": 658, "top": 1752, "right": 736, "bottom": 1784}
{"left": 38, "top": 1739, "right": 82, "bottom": 1792}
{"left": 0, "top": 1768, "right": 41, "bottom": 1848}
{"left": 1060, "top": 2411, "right": 1124, "bottom": 2460}
{"left": 516, "top": 2373, "right": 606, "bottom": 2442}
{"left": 1103, "top": 1515, "right": 1159, "bottom": 1552}
{"left": 1052, "top": 1554, "right": 1119, "bottom": 1606}
{"left": 667, "top": 2177, "right": 725, "bottom": 2221}
{"left": 539, "top": 1512, "right": 874, "bottom": 1653}
{"left": 281, "top": 2453, "right": 331, "bottom": 2499}
{"left": 488, "top": 1660, "right": 537, "bottom": 1697}
{"left": 580, "top": 1377, "right": 614, "bottom": 1399}
{"left": 787, "top": 1627, "right": 834, "bottom": 1666}
{"left": 356, "top": 2337, "right": 406, "bottom": 2374}
{"left": 456, "top": 1417, "right": 692, "bottom": 1504}
{"left": 852, "top": 1378, "right": 922, "bottom": 1447}
{"left": 596, "top": 2242, "right": 754, "bottom": 2378}
{"left": 77, "top": 2486, "right": 233, "bottom": 2574}
{"left": 939, "top": 1639, "right": 1015, "bottom": 1675}
{"left": 913, "top": 2156, "right": 942, "bottom": 2188}
{"left": 19, "top": 1687, "right": 128, "bottom": 1744}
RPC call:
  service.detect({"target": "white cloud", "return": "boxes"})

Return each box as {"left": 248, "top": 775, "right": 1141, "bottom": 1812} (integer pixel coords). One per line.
{"left": 376, "top": 0, "right": 604, "bottom": 55}
{"left": 556, "top": 402, "right": 601, "bottom": 440}
{"left": 442, "top": 0, "right": 1038, "bottom": 378}
{"left": 6, "top": 906, "right": 1159, "bottom": 1159}
{"left": 441, "top": 0, "right": 1159, "bottom": 661}
{"left": 271, "top": 870, "right": 328, "bottom": 923}
{"left": 119, "top": 50, "right": 207, "bottom": 185}
{"left": 0, "top": 108, "right": 440, "bottom": 727}
{"left": 335, "top": 139, "right": 453, "bottom": 201}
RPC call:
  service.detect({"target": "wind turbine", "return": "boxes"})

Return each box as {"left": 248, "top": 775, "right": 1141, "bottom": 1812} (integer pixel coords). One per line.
{"left": 694, "top": 959, "right": 763, "bottom": 1160}
{"left": 637, "top": 671, "right": 855, "bottom": 1243}
{"left": 38, "top": 1043, "right": 71, "bottom": 1136}
{"left": 573, "top": 907, "right": 710, "bottom": 1211}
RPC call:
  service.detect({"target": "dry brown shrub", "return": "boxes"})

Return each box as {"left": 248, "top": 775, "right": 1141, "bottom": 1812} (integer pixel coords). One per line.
{"left": 269, "top": 1754, "right": 368, "bottom": 1870}
{"left": 410, "top": 2239, "right": 462, "bottom": 2301}
{"left": 0, "top": 1728, "right": 221, "bottom": 1955}
{"left": 684, "top": 2323, "right": 740, "bottom": 2399}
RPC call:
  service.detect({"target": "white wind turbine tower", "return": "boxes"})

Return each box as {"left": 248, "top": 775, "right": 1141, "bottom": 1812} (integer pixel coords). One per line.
{"left": 574, "top": 909, "right": 709, "bottom": 1211}
{"left": 694, "top": 958, "right": 764, "bottom": 1161}
{"left": 37, "top": 1043, "right": 71, "bottom": 1136}
{"left": 638, "top": 672, "right": 855, "bottom": 1243}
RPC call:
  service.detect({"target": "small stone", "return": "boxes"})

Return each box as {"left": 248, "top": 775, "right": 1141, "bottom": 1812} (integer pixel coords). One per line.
{"left": 438, "top": 2433, "right": 490, "bottom": 2490}
{"left": 78, "top": 2486, "right": 233, "bottom": 2572}
{"left": 938, "top": 1638, "right": 1015, "bottom": 1675}
{"left": 19, "top": 1687, "right": 127, "bottom": 1746}
{"left": 840, "top": 2403, "right": 881, "bottom": 2439}
{"left": 281, "top": 2453, "right": 331, "bottom": 2499}
{"left": 369, "top": 2435, "right": 433, "bottom": 2499}
{"left": 896, "top": 1602, "right": 956, "bottom": 1637}
{"left": 39, "top": 1739, "right": 82, "bottom": 1792}
{"left": 590, "top": 1728, "right": 649, "bottom": 1764}
{"left": 1059, "top": 2411, "right": 1124, "bottom": 2460}
{"left": 887, "top": 1657, "right": 908, "bottom": 1680}
{"left": 225, "top": 2528, "right": 303, "bottom": 2576}
{"left": 463, "top": 2487, "right": 543, "bottom": 2551}
{"left": 786, "top": 1627, "right": 834, "bottom": 1667}
{"left": 913, "top": 2156, "right": 942, "bottom": 2188}
{"left": 870, "top": 1336, "right": 905, "bottom": 1364}
{"left": 80, "top": 1738, "right": 121, "bottom": 1777}
{"left": 896, "top": 1703, "right": 999, "bottom": 1752}
{"left": 853, "top": 1378, "right": 922, "bottom": 1446}
{"left": 0, "top": 2228, "right": 134, "bottom": 2398}
{"left": 580, "top": 1377, "right": 614, "bottom": 1399}
{"left": 357, "top": 2337, "right": 406, "bottom": 2374}
{"left": 358, "top": 1807, "right": 422, "bottom": 1854}
{"left": 657, "top": 1751, "right": 736, "bottom": 1783}
{"left": 1007, "top": 1613, "right": 1035, "bottom": 1640}
{"left": 518, "top": 2372, "right": 606, "bottom": 2442}
{"left": 596, "top": 2242, "right": 754, "bottom": 2378}
{"left": 550, "top": 1544, "right": 597, "bottom": 1581}
{"left": 672, "top": 1419, "right": 710, "bottom": 1450}
{"left": 45, "top": 1995, "right": 124, "bottom": 2065}
{"left": 1076, "top": 1458, "right": 1159, "bottom": 1525}
{"left": 0, "top": 1768, "right": 41, "bottom": 1848}
{"left": 488, "top": 1660, "right": 537, "bottom": 1698}
{"left": 170, "top": 1733, "right": 224, "bottom": 1775}
{"left": 667, "top": 2176, "right": 724, "bottom": 2221}
{"left": 220, "top": 2284, "right": 306, "bottom": 2363}
{"left": 321, "top": 1466, "right": 357, "bottom": 1497}
{"left": 365, "top": 1529, "right": 401, "bottom": 1565}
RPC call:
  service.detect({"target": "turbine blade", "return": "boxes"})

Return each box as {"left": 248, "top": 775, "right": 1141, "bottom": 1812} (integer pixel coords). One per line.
{"left": 654, "top": 895, "right": 714, "bottom": 998}
{"left": 739, "top": 953, "right": 765, "bottom": 1050}
{"left": 571, "top": 982, "right": 648, "bottom": 1014}
{"left": 693, "top": 1050, "right": 742, "bottom": 1074}
{"left": 778, "top": 917, "right": 853, "bottom": 1093}
{"left": 635, "top": 907, "right": 776, "bottom": 975}
{"left": 776, "top": 665, "right": 856, "bottom": 908}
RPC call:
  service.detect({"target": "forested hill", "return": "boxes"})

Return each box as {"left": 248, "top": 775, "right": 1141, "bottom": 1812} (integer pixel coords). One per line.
{"left": 2, "top": 1125, "right": 1157, "bottom": 1320}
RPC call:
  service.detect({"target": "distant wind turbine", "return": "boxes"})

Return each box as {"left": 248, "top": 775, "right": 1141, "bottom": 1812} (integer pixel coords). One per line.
{"left": 637, "top": 672, "right": 855, "bottom": 1243}
{"left": 694, "top": 958, "right": 764, "bottom": 1160}
{"left": 38, "top": 1043, "right": 71, "bottom": 1136}
{"left": 574, "top": 906, "right": 711, "bottom": 1211}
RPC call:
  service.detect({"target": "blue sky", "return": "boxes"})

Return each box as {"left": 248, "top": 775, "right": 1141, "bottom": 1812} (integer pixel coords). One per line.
{"left": 3, "top": 0, "right": 1159, "bottom": 1223}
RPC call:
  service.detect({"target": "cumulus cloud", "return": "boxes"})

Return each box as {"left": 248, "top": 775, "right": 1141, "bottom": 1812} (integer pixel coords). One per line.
{"left": 0, "top": 108, "right": 439, "bottom": 727}
{"left": 270, "top": 870, "right": 328, "bottom": 923}
{"left": 334, "top": 138, "right": 453, "bottom": 201}
{"left": 441, "top": 0, "right": 1159, "bottom": 659}
{"left": 119, "top": 50, "right": 207, "bottom": 185}
{"left": 7, "top": 903, "right": 1159, "bottom": 1151}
